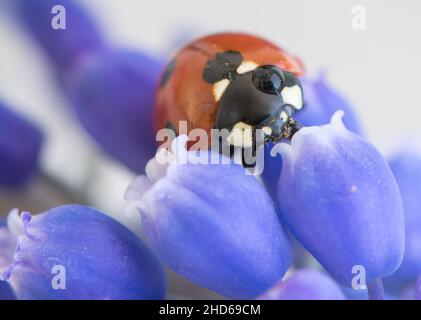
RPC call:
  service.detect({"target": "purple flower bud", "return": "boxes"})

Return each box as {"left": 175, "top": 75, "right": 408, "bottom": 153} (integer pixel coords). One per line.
{"left": 0, "top": 280, "right": 15, "bottom": 300}
{"left": 384, "top": 152, "right": 421, "bottom": 291}
{"left": 10, "top": 1, "right": 162, "bottom": 172}
{"left": 400, "top": 285, "right": 415, "bottom": 300}
{"left": 261, "top": 73, "right": 363, "bottom": 198}
{"left": 0, "top": 205, "right": 166, "bottom": 300}
{"left": 274, "top": 111, "right": 404, "bottom": 287}
{"left": 66, "top": 49, "right": 163, "bottom": 173}
{"left": 415, "top": 275, "right": 421, "bottom": 300}
{"left": 0, "top": 101, "right": 43, "bottom": 187}
{"left": 257, "top": 269, "right": 345, "bottom": 300}
{"left": 342, "top": 287, "right": 368, "bottom": 300}
{"left": 12, "top": 0, "right": 105, "bottom": 72}
{"left": 296, "top": 73, "right": 364, "bottom": 135}
{"left": 125, "top": 138, "right": 292, "bottom": 298}
{"left": 0, "top": 220, "right": 16, "bottom": 300}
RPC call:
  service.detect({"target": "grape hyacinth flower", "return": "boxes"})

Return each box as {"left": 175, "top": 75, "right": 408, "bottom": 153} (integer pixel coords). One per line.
{"left": 274, "top": 111, "right": 404, "bottom": 299}
{"left": 66, "top": 49, "right": 162, "bottom": 172}
{"left": 11, "top": 0, "right": 163, "bottom": 173}
{"left": 261, "top": 73, "right": 363, "bottom": 198}
{"left": 341, "top": 286, "right": 369, "bottom": 300}
{"left": 0, "top": 206, "right": 166, "bottom": 300}
{"left": 0, "top": 280, "right": 15, "bottom": 300}
{"left": 296, "top": 73, "right": 364, "bottom": 135}
{"left": 257, "top": 269, "right": 345, "bottom": 300}
{"left": 0, "top": 220, "right": 16, "bottom": 300}
{"left": 125, "top": 136, "right": 292, "bottom": 299}
{"left": 0, "top": 101, "right": 43, "bottom": 187}
{"left": 384, "top": 152, "right": 421, "bottom": 293}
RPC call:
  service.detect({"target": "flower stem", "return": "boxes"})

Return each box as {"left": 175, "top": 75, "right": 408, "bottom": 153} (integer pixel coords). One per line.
{"left": 367, "top": 278, "right": 384, "bottom": 300}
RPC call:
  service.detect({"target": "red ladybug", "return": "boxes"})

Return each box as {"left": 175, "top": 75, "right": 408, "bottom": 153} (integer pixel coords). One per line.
{"left": 155, "top": 32, "right": 304, "bottom": 149}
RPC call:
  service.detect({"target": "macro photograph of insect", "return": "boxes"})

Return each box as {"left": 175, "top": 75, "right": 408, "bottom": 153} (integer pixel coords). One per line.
{"left": 0, "top": 0, "right": 420, "bottom": 312}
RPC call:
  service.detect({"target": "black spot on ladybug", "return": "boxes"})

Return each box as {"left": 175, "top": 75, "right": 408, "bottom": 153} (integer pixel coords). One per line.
{"left": 160, "top": 58, "right": 176, "bottom": 87}
{"left": 203, "top": 50, "right": 243, "bottom": 84}
{"left": 283, "top": 71, "right": 301, "bottom": 87}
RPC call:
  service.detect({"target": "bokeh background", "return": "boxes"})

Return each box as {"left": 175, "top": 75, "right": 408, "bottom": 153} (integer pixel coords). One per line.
{"left": 0, "top": 0, "right": 419, "bottom": 298}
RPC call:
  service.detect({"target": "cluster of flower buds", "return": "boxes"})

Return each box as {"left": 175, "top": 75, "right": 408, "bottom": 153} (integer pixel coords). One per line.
{"left": 0, "top": 0, "right": 418, "bottom": 301}
{"left": 12, "top": 0, "right": 163, "bottom": 173}
{"left": 0, "top": 101, "right": 43, "bottom": 187}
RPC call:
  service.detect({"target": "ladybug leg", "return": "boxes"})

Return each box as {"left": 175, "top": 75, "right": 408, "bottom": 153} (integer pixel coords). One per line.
{"left": 279, "top": 104, "right": 301, "bottom": 140}
{"left": 282, "top": 118, "right": 302, "bottom": 140}
{"left": 254, "top": 104, "right": 302, "bottom": 142}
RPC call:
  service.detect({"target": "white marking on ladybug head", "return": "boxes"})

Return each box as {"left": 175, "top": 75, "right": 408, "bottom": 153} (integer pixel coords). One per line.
{"left": 262, "top": 126, "right": 272, "bottom": 136}
{"left": 281, "top": 85, "right": 303, "bottom": 110}
{"left": 227, "top": 122, "right": 254, "bottom": 148}
{"left": 213, "top": 79, "right": 230, "bottom": 102}
{"left": 237, "top": 61, "right": 258, "bottom": 74}
{"left": 280, "top": 111, "right": 289, "bottom": 123}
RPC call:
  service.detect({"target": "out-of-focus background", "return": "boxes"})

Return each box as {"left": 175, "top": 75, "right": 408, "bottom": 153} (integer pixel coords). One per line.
{"left": 0, "top": 0, "right": 420, "bottom": 229}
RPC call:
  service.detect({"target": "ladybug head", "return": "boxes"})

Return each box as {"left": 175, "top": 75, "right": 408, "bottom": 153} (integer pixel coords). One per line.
{"left": 203, "top": 50, "right": 303, "bottom": 148}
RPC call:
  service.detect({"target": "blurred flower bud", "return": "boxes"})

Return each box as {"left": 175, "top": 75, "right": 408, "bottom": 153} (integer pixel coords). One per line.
{"left": 0, "top": 101, "right": 43, "bottom": 187}
{"left": 0, "top": 219, "right": 16, "bottom": 300}
{"left": 66, "top": 49, "right": 162, "bottom": 173}
{"left": 296, "top": 73, "right": 364, "bottom": 135}
{"left": 274, "top": 111, "right": 404, "bottom": 288}
{"left": 11, "top": 1, "right": 163, "bottom": 173}
{"left": 12, "top": 0, "right": 105, "bottom": 72}
{"left": 400, "top": 285, "right": 415, "bottom": 300}
{"left": 341, "top": 286, "right": 368, "bottom": 300}
{"left": 0, "top": 280, "right": 15, "bottom": 300}
{"left": 261, "top": 73, "right": 364, "bottom": 198}
{"left": 415, "top": 275, "right": 421, "bottom": 300}
{"left": 257, "top": 269, "right": 345, "bottom": 300}
{"left": 125, "top": 136, "right": 292, "bottom": 298}
{"left": 0, "top": 205, "right": 166, "bottom": 300}
{"left": 384, "top": 152, "right": 421, "bottom": 292}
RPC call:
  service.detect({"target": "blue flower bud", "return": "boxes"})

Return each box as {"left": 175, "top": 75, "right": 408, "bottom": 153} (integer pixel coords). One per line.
{"left": 261, "top": 141, "right": 283, "bottom": 200}
{"left": 257, "top": 269, "right": 345, "bottom": 300}
{"left": 416, "top": 275, "right": 421, "bottom": 300}
{"left": 400, "top": 285, "right": 415, "bottom": 300}
{"left": 11, "top": 1, "right": 163, "bottom": 173}
{"left": 66, "top": 49, "right": 163, "bottom": 173}
{"left": 11, "top": 1, "right": 162, "bottom": 172}
{"left": 0, "top": 281, "right": 15, "bottom": 300}
{"left": 341, "top": 287, "right": 368, "bottom": 300}
{"left": 0, "top": 205, "right": 166, "bottom": 300}
{"left": 384, "top": 152, "right": 421, "bottom": 291}
{"left": 12, "top": 0, "right": 105, "bottom": 72}
{"left": 0, "top": 220, "right": 16, "bottom": 300}
{"left": 296, "top": 73, "right": 364, "bottom": 135}
{"left": 261, "top": 73, "right": 363, "bottom": 198}
{"left": 125, "top": 137, "right": 292, "bottom": 298}
{"left": 0, "top": 101, "right": 43, "bottom": 187}
{"left": 274, "top": 111, "right": 404, "bottom": 287}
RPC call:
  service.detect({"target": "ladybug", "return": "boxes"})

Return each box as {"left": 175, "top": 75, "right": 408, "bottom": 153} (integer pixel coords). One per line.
{"left": 155, "top": 32, "right": 304, "bottom": 149}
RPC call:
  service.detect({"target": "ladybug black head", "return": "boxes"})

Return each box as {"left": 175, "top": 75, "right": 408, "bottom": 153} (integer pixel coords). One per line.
{"left": 203, "top": 50, "right": 303, "bottom": 147}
